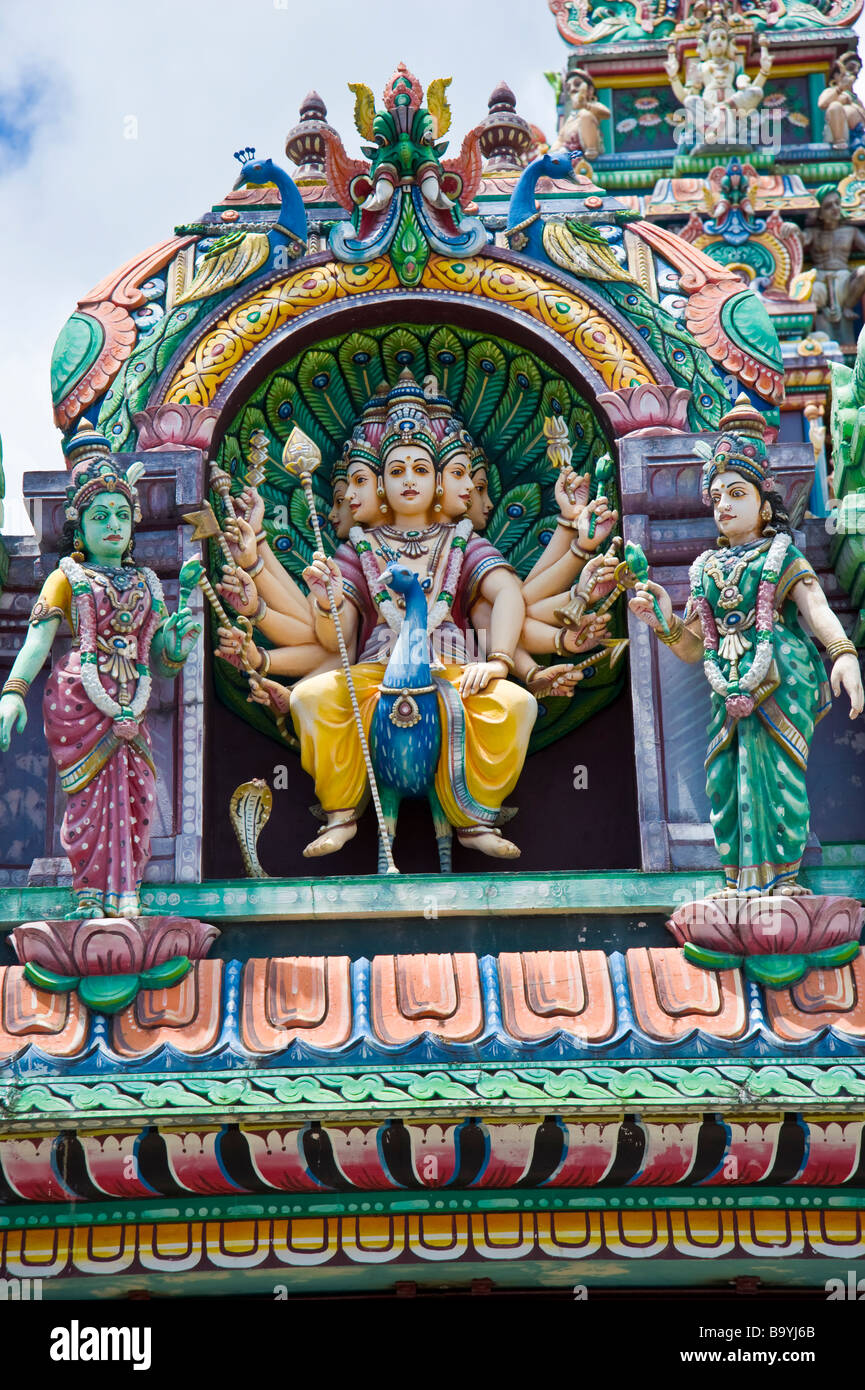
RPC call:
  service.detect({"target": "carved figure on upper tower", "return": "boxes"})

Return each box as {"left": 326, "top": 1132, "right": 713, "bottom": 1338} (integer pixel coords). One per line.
{"left": 803, "top": 185, "right": 865, "bottom": 338}
{"left": 818, "top": 54, "right": 865, "bottom": 151}
{"left": 665, "top": 14, "right": 773, "bottom": 148}
{"left": 550, "top": 69, "right": 611, "bottom": 160}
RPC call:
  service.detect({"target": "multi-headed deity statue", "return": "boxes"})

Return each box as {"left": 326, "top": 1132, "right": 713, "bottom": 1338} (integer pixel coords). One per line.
{"left": 629, "top": 394, "right": 863, "bottom": 897}
{"left": 665, "top": 16, "right": 773, "bottom": 148}
{"left": 215, "top": 371, "right": 622, "bottom": 868}
{"left": 0, "top": 423, "right": 202, "bottom": 916}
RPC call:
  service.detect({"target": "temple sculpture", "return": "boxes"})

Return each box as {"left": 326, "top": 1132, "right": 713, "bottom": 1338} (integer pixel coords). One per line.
{"left": 0, "top": 7, "right": 864, "bottom": 1309}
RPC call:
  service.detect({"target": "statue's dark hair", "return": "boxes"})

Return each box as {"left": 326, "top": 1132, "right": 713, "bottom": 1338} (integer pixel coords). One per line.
{"left": 758, "top": 486, "right": 793, "bottom": 536}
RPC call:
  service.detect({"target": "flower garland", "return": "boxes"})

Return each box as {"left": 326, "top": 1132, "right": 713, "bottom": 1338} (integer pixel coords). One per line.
{"left": 689, "top": 532, "right": 791, "bottom": 719}
{"left": 61, "top": 558, "right": 163, "bottom": 737}
{"left": 350, "top": 520, "right": 472, "bottom": 635}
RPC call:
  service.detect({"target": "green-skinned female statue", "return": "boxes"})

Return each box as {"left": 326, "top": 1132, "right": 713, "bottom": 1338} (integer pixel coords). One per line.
{"left": 629, "top": 394, "right": 864, "bottom": 897}
{"left": 0, "top": 422, "right": 202, "bottom": 917}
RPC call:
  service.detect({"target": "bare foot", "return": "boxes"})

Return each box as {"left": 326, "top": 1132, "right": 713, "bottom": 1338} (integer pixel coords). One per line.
{"left": 457, "top": 829, "right": 520, "bottom": 858}
{"left": 706, "top": 886, "right": 741, "bottom": 900}
{"left": 774, "top": 881, "right": 811, "bottom": 897}
{"left": 303, "top": 814, "right": 358, "bottom": 857}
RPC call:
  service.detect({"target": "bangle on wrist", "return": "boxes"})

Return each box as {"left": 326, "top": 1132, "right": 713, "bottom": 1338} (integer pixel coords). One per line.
{"left": 253, "top": 598, "right": 267, "bottom": 624}
{"left": 570, "top": 538, "right": 594, "bottom": 560}
{"left": 827, "top": 638, "right": 858, "bottom": 661}
{"left": 160, "top": 648, "right": 186, "bottom": 671}
{"left": 255, "top": 530, "right": 267, "bottom": 545}
{"left": 556, "top": 516, "right": 581, "bottom": 532}
{"left": 1, "top": 676, "right": 30, "bottom": 700}
{"left": 256, "top": 646, "right": 271, "bottom": 676}
{"left": 554, "top": 629, "right": 570, "bottom": 657}
{"left": 316, "top": 597, "right": 344, "bottom": 617}
{"left": 247, "top": 554, "right": 265, "bottom": 578}
{"left": 488, "top": 651, "right": 515, "bottom": 673}
{"left": 656, "top": 615, "right": 685, "bottom": 647}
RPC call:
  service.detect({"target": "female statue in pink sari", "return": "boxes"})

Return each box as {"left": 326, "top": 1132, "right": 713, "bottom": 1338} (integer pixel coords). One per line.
{"left": 0, "top": 423, "right": 201, "bottom": 917}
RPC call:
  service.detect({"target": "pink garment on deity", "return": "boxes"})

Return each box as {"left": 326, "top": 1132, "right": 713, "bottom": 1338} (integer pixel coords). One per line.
{"left": 43, "top": 568, "right": 159, "bottom": 914}
{"left": 336, "top": 530, "right": 512, "bottom": 654}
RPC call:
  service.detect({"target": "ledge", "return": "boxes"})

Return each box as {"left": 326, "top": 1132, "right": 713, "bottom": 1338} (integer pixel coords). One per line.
{"left": 1, "top": 865, "right": 863, "bottom": 925}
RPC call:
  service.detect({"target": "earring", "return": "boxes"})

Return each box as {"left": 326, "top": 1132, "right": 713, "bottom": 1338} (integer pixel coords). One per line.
{"left": 377, "top": 480, "right": 388, "bottom": 515}
{"left": 760, "top": 502, "right": 772, "bottom": 522}
{"left": 71, "top": 535, "right": 86, "bottom": 563}
{"left": 122, "top": 541, "right": 135, "bottom": 566}
{"left": 433, "top": 481, "right": 443, "bottom": 514}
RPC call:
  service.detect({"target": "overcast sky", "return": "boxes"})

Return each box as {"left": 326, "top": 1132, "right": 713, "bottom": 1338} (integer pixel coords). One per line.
{"left": 1, "top": 0, "right": 863, "bottom": 534}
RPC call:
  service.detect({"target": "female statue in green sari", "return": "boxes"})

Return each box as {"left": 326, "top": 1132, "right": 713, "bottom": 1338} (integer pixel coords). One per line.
{"left": 629, "top": 394, "right": 864, "bottom": 896}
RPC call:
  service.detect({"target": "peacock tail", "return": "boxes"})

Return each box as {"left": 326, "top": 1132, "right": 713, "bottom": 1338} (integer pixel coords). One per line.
{"left": 592, "top": 280, "right": 726, "bottom": 432}
{"left": 173, "top": 231, "right": 271, "bottom": 306}
{"left": 543, "top": 218, "right": 637, "bottom": 283}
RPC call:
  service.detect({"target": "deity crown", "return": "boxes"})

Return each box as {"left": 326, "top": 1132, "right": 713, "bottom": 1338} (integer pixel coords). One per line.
{"left": 701, "top": 392, "right": 772, "bottom": 500}
{"left": 63, "top": 419, "right": 144, "bottom": 523}
{"left": 380, "top": 370, "right": 438, "bottom": 459}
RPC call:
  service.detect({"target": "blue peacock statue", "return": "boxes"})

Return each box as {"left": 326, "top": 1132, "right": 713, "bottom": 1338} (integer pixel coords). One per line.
{"left": 174, "top": 149, "right": 309, "bottom": 305}
{"left": 369, "top": 564, "right": 453, "bottom": 873}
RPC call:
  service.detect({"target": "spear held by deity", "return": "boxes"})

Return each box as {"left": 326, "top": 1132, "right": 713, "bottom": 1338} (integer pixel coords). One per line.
{"left": 280, "top": 425, "right": 399, "bottom": 875}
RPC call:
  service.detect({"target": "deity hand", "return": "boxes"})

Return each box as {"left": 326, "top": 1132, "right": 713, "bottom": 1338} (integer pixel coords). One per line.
{"left": 224, "top": 516, "right": 259, "bottom": 570}
{"left": 0, "top": 693, "right": 27, "bottom": 751}
{"left": 555, "top": 468, "right": 590, "bottom": 522}
{"left": 161, "top": 609, "right": 202, "bottom": 663}
{"left": 831, "top": 653, "right": 865, "bottom": 719}
{"left": 303, "top": 551, "right": 344, "bottom": 610}
{"left": 216, "top": 625, "right": 260, "bottom": 671}
{"left": 237, "top": 486, "right": 266, "bottom": 534}
{"left": 579, "top": 542, "right": 622, "bottom": 602}
{"left": 628, "top": 579, "right": 674, "bottom": 631}
{"left": 564, "top": 612, "right": 612, "bottom": 652}
{"left": 576, "top": 496, "right": 618, "bottom": 552}
{"left": 217, "top": 568, "right": 259, "bottom": 618}
{"left": 247, "top": 675, "right": 292, "bottom": 715}
{"left": 665, "top": 46, "right": 680, "bottom": 80}
{"left": 527, "top": 662, "right": 584, "bottom": 697}
{"left": 758, "top": 43, "right": 772, "bottom": 78}
{"left": 459, "top": 659, "right": 508, "bottom": 696}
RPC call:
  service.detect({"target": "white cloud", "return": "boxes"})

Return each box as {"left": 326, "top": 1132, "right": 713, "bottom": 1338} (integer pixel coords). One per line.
{"left": 0, "top": 0, "right": 560, "bottom": 534}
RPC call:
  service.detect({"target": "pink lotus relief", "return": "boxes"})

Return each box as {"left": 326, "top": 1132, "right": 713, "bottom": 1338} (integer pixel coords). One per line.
{"left": 667, "top": 896, "right": 862, "bottom": 957}
{"left": 10, "top": 916, "right": 219, "bottom": 977}
{"left": 597, "top": 384, "right": 692, "bottom": 437}
{"left": 132, "top": 403, "right": 221, "bottom": 453}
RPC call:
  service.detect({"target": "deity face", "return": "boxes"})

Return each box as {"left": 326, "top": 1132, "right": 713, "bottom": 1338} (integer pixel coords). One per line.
{"left": 383, "top": 444, "right": 436, "bottom": 522}
{"left": 710, "top": 469, "right": 763, "bottom": 545}
{"left": 836, "top": 61, "right": 859, "bottom": 92}
{"left": 80, "top": 491, "right": 133, "bottom": 564}
{"left": 345, "top": 463, "right": 382, "bottom": 526}
{"left": 440, "top": 454, "right": 474, "bottom": 521}
{"left": 706, "top": 25, "right": 731, "bottom": 59}
{"left": 467, "top": 467, "right": 493, "bottom": 531}
{"left": 328, "top": 478, "right": 352, "bottom": 538}
{"left": 819, "top": 192, "right": 842, "bottom": 228}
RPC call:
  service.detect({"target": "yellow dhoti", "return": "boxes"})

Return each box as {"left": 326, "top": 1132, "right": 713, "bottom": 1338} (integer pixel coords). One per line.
{"left": 289, "top": 663, "right": 537, "bottom": 827}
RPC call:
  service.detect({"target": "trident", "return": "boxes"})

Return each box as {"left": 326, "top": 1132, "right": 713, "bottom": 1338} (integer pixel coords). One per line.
{"left": 280, "top": 426, "right": 399, "bottom": 875}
